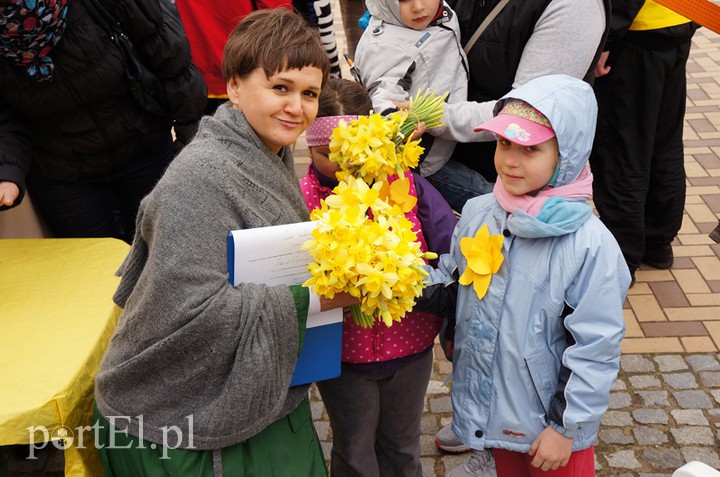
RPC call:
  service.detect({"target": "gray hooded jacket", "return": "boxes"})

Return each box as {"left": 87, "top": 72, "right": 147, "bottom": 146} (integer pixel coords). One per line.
{"left": 352, "top": 0, "right": 468, "bottom": 176}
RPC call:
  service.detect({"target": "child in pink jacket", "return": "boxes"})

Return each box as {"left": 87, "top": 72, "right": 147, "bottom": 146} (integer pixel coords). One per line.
{"left": 301, "top": 78, "right": 457, "bottom": 476}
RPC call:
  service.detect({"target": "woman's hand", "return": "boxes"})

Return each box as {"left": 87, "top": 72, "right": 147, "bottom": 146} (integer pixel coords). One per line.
{"left": 319, "top": 292, "right": 359, "bottom": 311}
{"left": 528, "top": 426, "right": 573, "bottom": 471}
{"left": 0, "top": 181, "right": 20, "bottom": 207}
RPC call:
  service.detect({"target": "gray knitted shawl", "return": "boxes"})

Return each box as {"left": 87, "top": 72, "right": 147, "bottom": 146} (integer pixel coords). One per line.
{"left": 95, "top": 105, "right": 311, "bottom": 451}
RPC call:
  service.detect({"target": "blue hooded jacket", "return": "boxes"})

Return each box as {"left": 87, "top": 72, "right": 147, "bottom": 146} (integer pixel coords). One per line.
{"left": 424, "top": 75, "right": 630, "bottom": 452}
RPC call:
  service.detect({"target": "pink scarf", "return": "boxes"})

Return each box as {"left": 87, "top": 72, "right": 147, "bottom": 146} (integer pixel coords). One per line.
{"left": 494, "top": 164, "right": 594, "bottom": 216}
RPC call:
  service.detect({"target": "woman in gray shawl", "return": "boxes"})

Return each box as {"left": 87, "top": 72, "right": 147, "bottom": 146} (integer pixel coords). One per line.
{"left": 94, "top": 9, "right": 354, "bottom": 476}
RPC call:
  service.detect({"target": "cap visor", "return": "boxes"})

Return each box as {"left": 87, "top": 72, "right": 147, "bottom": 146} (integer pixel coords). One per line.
{"left": 473, "top": 114, "right": 555, "bottom": 146}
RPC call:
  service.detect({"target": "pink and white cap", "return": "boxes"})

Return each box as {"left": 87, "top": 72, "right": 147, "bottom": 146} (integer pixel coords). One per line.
{"left": 305, "top": 115, "right": 358, "bottom": 147}
{"left": 473, "top": 99, "right": 555, "bottom": 146}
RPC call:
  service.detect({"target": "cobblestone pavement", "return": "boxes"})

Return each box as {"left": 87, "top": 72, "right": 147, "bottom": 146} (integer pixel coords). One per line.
{"left": 309, "top": 350, "right": 720, "bottom": 477}
{"left": 303, "top": 8, "right": 720, "bottom": 477}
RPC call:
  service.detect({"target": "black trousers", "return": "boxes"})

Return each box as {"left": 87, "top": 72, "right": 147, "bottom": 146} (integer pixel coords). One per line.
{"left": 590, "top": 35, "right": 693, "bottom": 272}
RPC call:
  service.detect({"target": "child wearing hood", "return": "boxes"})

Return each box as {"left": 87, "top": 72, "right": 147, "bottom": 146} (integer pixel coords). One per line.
{"left": 417, "top": 75, "right": 630, "bottom": 477}
{"left": 351, "top": 0, "right": 493, "bottom": 212}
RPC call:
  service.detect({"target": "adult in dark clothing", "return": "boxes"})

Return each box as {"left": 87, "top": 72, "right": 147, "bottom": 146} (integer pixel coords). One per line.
{"left": 0, "top": 0, "right": 206, "bottom": 243}
{"left": 589, "top": 0, "right": 698, "bottom": 282}
{"left": 424, "top": 0, "right": 610, "bottom": 212}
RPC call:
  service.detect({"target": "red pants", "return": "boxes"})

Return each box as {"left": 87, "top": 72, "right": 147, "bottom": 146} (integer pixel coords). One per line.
{"left": 493, "top": 445, "right": 595, "bottom": 477}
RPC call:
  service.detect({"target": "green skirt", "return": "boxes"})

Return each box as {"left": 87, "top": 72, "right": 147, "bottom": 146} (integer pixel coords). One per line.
{"left": 95, "top": 400, "right": 327, "bottom": 477}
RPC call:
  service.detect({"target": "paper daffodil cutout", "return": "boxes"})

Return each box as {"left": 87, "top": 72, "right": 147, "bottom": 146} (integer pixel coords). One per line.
{"left": 380, "top": 177, "right": 418, "bottom": 213}
{"left": 458, "top": 224, "right": 504, "bottom": 300}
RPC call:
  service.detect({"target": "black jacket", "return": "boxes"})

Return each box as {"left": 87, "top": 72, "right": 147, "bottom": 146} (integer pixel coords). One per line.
{"left": 605, "top": 0, "right": 698, "bottom": 53}
{"left": 0, "top": 0, "right": 207, "bottom": 210}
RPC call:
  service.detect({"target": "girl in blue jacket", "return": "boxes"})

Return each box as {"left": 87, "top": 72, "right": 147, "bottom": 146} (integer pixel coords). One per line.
{"left": 418, "top": 75, "right": 630, "bottom": 476}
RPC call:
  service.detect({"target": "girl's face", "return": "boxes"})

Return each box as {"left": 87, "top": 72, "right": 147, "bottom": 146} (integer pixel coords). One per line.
{"left": 399, "top": 0, "right": 441, "bottom": 30}
{"left": 227, "top": 66, "right": 323, "bottom": 153}
{"left": 494, "top": 136, "right": 560, "bottom": 196}
{"left": 309, "top": 145, "right": 339, "bottom": 178}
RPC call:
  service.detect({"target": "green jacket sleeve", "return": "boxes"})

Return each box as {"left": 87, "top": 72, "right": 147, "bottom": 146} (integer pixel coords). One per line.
{"left": 288, "top": 285, "right": 309, "bottom": 356}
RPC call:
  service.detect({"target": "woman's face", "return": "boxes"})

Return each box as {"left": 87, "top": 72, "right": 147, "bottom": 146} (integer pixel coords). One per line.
{"left": 227, "top": 66, "right": 323, "bottom": 153}
{"left": 494, "top": 136, "right": 559, "bottom": 196}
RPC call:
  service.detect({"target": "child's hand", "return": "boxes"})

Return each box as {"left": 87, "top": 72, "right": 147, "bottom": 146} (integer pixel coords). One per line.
{"left": 320, "top": 292, "right": 359, "bottom": 311}
{"left": 443, "top": 338, "right": 454, "bottom": 361}
{"left": 411, "top": 122, "right": 426, "bottom": 140}
{"left": 528, "top": 426, "right": 573, "bottom": 471}
{"left": 0, "top": 181, "right": 20, "bottom": 207}
{"left": 391, "top": 100, "right": 410, "bottom": 110}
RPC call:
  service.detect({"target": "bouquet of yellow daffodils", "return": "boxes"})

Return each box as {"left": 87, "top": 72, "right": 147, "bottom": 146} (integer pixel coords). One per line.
{"left": 303, "top": 90, "right": 446, "bottom": 328}
{"left": 328, "top": 90, "right": 448, "bottom": 185}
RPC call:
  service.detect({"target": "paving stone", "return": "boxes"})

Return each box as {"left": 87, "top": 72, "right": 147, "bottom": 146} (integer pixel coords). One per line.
{"left": 673, "top": 390, "right": 715, "bottom": 408}
{"left": 655, "top": 355, "right": 689, "bottom": 371}
{"left": 602, "top": 410, "right": 634, "bottom": 426}
{"left": 671, "top": 409, "right": 709, "bottom": 425}
{"left": 605, "top": 450, "right": 642, "bottom": 469}
{"left": 436, "top": 361, "right": 453, "bottom": 375}
{"left": 421, "top": 416, "right": 439, "bottom": 434}
{"left": 611, "top": 378, "right": 627, "bottom": 391}
{"left": 598, "top": 428, "right": 635, "bottom": 445}
{"left": 315, "top": 421, "right": 330, "bottom": 441}
{"left": 428, "top": 396, "right": 452, "bottom": 413}
{"left": 630, "top": 374, "right": 662, "bottom": 389}
{"left": 608, "top": 392, "right": 632, "bottom": 409}
{"left": 638, "top": 390, "right": 670, "bottom": 406}
{"left": 310, "top": 401, "right": 325, "bottom": 420}
{"left": 621, "top": 355, "right": 655, "bottom": 372}
{"left": 633, "top": 408, "right": 669, "bottom": 424}
{"left": 421, "top": 457, "right": 436, "bottom": 477}
{"left": 426, "top": 380, "right": 450, "bottom": 395}
{"left": 420, "top": 435, "right": 441, "bottom": 456}
{"left": 699, "top": 371, "right": 720, "bottom": 387}
{"left": 687, "top": 354, "right": 720, "bottom": 371}
{"left": 712, "top": 389, "right": 720, "bottom": 404}
{"left": 670, "top": 427, "right": 717, "bottom": 445}
{"left": 634, "top": 426, "right": 669, "bottom": 445}
{"left": 640, "top": 448, "right": 684, "bottom": 469}
{"left": 638, "top": 474, "right": 672, "bottom": 477}
{"left": 662, "top": 372, "right": 699, "bottom": 389}
{"left": 680, "top": 447, "right": 720, "bottom": 469}
{"left": 320, "top": 441, "right": 332, "bottom": 461}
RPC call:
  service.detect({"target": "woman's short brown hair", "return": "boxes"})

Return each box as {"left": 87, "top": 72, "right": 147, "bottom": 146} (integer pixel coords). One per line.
{"left": 222, "top": 9, "right": 330, "bottom": 87}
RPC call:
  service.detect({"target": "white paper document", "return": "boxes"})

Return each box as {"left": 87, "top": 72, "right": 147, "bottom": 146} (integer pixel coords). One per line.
{"left": 228, "top": 221, "right": 342, "bottom": 328}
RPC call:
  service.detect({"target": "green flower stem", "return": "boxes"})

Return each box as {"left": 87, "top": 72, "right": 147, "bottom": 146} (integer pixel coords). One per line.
{"left": 398, "top": 90, "right": 449, "bottom": 140}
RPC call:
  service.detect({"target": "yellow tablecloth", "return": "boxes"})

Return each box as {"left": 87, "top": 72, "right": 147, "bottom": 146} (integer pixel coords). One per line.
{"left": 0, "top": 238, "right": 129, "bottom": 477}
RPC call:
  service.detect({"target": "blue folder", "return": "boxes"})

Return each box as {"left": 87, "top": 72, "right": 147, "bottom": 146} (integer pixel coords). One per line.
{"left": 227, "top": 226, "right": 343, "bottom": 386}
